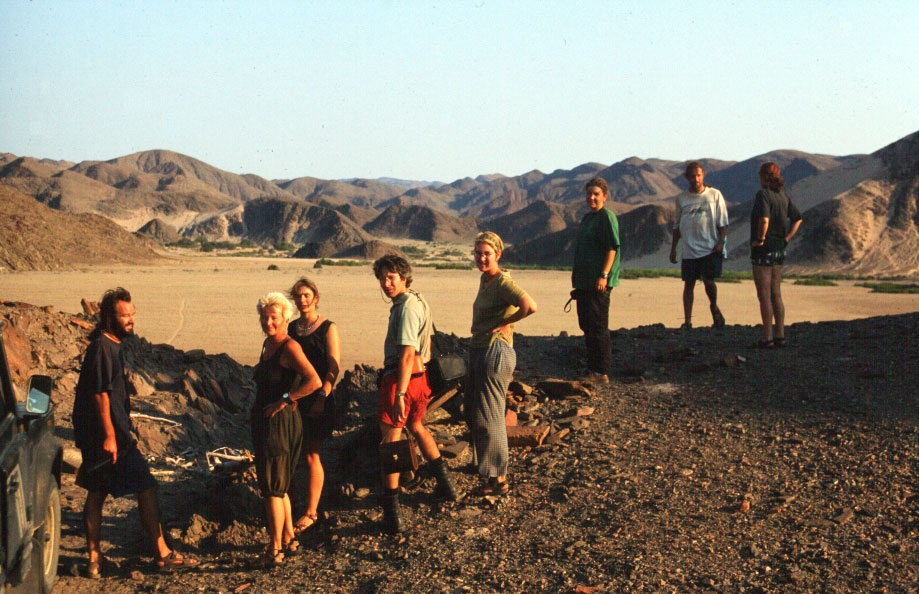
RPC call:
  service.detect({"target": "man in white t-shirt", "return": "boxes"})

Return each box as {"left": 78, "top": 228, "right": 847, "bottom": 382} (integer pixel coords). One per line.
{"left": 669, "top": 162, "right": 729, "bottom": 330}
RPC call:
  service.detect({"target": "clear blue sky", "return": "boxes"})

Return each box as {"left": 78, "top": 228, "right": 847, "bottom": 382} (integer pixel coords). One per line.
{"left": 2, "top": 1, "right": 917, "bottom": 183}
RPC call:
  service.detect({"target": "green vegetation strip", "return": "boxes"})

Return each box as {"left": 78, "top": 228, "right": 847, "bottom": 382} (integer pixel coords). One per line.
{"left": 794, "top": 278, "right": 838, "bottom": 287}
{"left": 313, "top": 259, "right": 367, "bottom": 267}
{"left": 855, "top": 282, "right": 919, "bottom": 294}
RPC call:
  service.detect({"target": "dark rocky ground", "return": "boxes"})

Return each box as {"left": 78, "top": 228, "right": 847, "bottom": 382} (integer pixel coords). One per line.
{"left": 2, "top": 301, "right": 917, "bottom": 594}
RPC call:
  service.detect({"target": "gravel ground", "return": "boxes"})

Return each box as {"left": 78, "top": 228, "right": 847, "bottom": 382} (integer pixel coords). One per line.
{"left": 44, "top": 312, "right": 919, "bottom": 594}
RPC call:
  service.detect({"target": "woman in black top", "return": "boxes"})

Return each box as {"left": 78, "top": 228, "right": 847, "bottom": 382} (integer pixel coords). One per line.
{"left": 289, "top": 278, "right": 340, "bottom": 533}
{"left": 252, "top": 292, "right": 322, "bottom": 566}
{"left": 750, "top": 162, "right": 803, "bottom": 348}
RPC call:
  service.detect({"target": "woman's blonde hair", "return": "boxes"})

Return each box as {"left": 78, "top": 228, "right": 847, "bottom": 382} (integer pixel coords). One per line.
{"left": 475, "top": 231, "right": 504, "bottom": 254}
{"left": 257, "top": 292, "right": 295, "bottom": 321}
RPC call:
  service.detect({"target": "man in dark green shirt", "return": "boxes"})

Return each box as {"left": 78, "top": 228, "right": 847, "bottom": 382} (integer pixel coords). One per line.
{"left": 571, "top": 177, "right": 620, "bottom": 382}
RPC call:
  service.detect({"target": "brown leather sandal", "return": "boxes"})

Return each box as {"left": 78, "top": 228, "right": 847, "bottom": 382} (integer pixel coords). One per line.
{"left": 256, "top": 545, "right": 284, "bottom": 568}
{"left": 294, "top": 512, "right": 318, "bottom": 534}
{"left": 155, "top": 550, "right": 199, "bottom": 572}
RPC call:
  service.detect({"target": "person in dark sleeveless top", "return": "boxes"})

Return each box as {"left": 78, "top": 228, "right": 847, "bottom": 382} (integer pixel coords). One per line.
{"left": 288, "top": 277, "right": 340, "bottom": 533}
{"left": 252, "top": 292, "right": 322, "bottom": 566}
{"left": 750, "top": 162, "right": 803, "bottom": 348}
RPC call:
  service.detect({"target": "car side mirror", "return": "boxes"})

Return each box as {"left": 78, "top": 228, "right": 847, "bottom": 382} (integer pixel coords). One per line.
{"left": 26, "top": 375, "right": 53, "bottom": 415}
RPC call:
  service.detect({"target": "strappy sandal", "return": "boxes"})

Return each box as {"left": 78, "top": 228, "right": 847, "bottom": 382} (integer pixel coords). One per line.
{"left": 283, "top": 538, "right": 301, "bottom": 557}
{"left": 774, "top": 337, "right": 787, "bottom": 347}
{"left": 294, "top": 512, "right": 318, "bottom": 534}
{"left": 711, "top": 305, "right": 726, "bottom": 328}
{"left": 256, "top": 545, "right": 284, "bottom": 568}
{"left": 757, "top": 339, "right": 775, "bottom": 349}
{"left": 155, "top": 550, "right": 199, "bottom": 572}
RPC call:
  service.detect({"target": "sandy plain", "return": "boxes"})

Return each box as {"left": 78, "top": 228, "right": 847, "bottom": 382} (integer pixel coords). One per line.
{"left": 2, "top": 255, "right": 918, "bottom": 371}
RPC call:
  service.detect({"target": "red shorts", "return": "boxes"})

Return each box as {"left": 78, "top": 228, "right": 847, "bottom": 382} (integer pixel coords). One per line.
{"left": 378, "top": 372, "right": 432, "bottom": 428}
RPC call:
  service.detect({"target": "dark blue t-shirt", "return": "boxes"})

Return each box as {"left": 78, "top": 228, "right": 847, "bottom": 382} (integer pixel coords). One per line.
{"left": 73, "top": 334, "right": 136, "bottom": 453}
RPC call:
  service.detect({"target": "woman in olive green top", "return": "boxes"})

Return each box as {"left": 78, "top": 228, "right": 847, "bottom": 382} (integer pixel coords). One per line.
{"left": 466, "top": 232, "right": 537, "bottom": 494}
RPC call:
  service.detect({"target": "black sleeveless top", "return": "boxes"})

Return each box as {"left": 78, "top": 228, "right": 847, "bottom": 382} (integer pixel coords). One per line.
{"left": 253, "top": 338, "right": 299, "bottom": 409}
{"left": 292, "top": 319, "right": 333, "bottom": 382}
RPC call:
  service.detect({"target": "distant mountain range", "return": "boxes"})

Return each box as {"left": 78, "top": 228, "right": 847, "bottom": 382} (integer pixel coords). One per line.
{"left": 2, "top": 128, "right": 917, "bottom": 275}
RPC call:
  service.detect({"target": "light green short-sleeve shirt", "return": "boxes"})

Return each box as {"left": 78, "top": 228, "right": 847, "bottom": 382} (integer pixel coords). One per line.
{"left": 470, "top": 272, "right": 526, "bottom": 349}
{"left": 383, "top": 291, "right": 431, "bottom": 369}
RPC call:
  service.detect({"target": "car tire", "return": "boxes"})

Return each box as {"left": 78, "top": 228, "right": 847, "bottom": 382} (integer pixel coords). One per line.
{"left": 33, "top": 481, "right": 60, "bottom": 594}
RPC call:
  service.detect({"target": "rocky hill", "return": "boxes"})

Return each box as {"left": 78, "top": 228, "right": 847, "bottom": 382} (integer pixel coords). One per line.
{"left": 137, "top": 218, "right": 181, "bottom": 243}
{"left": 482, "top": 200, "right": 583, "bottom": 245}
{"left": 4, "top": 129, "right": 917, "bottom": 275}
{"left": 363, "top": 204, "right": 479, "bottom": 242}
{"left": 787, "top": 131, "right": 919, "bottom": 275}
{"left": 243, "top": 197, "right": 373, "bottom": 250}
{"left": 0, "top": 185, "right": 163, "bottom": 271}
{"left": 703, "top": 150, "right": 852, "bottom": 204}
{"left": 503, "top": 203, "right": 677, "bottom": 267}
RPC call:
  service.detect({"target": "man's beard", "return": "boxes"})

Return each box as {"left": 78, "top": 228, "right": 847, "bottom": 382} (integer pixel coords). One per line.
{"left": 111, "top": 322, "right": 134, "bottom": 339}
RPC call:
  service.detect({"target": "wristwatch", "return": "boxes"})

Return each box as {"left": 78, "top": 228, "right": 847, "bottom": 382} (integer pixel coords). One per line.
{"left": 396, "top": 391, "right": 407, "bottom": 398}
{"left": 599, "top": 272, "right": 609, "bottom": 279}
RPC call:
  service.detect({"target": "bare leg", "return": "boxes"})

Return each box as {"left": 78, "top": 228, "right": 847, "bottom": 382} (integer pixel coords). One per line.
{"left": 379, "top": 422, "right": 403, "bottom": 490}
{"left": 83, "top": 491, "right": 107, "bottom": 564}
{"left": 302, "top": 442, "right": 323, "bottom": 522}
{"left": 136, "top": 486, "right": 171, "bottom": 559}
{"left": 264, "top": 496, "right": 286, "bottom": 552}
{"left": 703, "top": 278, "right": 718, "bottom": 310}
{"left": 752, "top": 265, "right": 774, "bottom": 341}
{"left": 281, "top": 494, "right": 295, "bottom": 545}
{"left": 771, "top": 265, "right": 785, "bottom": 339}
{"left": 682, "top": 280, "right": 695, "bottom": 325}
{"left": 406, "top": 420, "right": 441, "bottom": 462}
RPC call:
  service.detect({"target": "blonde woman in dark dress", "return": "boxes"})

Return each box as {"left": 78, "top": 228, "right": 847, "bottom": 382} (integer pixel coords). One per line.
{"left": 288, "top": 278, "right": 340, "bottom": 533}
{"left": 252, "top": 293, "right": 322, "bottom": 566}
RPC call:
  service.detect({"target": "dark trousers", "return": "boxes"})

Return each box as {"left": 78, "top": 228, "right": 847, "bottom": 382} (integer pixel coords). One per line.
{"left": 575, "top": 288, "right": 611, "bottom": 375}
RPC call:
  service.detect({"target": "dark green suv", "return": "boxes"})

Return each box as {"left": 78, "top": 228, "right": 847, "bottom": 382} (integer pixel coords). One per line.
{"left": 0, "top": 331, "right": 62, "bottom": 593}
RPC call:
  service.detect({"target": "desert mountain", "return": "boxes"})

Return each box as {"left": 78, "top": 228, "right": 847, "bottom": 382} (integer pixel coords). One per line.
{"left": 481, "top": 200, "right": 583, "bottom": 245}
{"left": 137, "top": 218, "right": 181, "bottom": 243}
{"left": 0, "top": 185, "right": 162, "bottom": 271}
{"left": 73, "top": 150, "right": 291, "bottom": 202}
{"left": 701, "top": 150, "right": 853, "bottom": 204}
{"left": 243, "top": 197, "right": 373, "bottom": 250}
{"left": 309, "top": 239, "right": 406, "bottom": 260}
{"left": 503, "top": 203, "right": 677, "bottom": 267}
{"left": 786, "top": 131, "right": 919, "bottom": 275}
{"left": 277, "top": 176, "right": 405, "bottom": 209}
{"left": 4, "top": 129, "right": 917, "bottom": 275}
{"left": 364, "top": 205, "right": 479, "bottom": 243}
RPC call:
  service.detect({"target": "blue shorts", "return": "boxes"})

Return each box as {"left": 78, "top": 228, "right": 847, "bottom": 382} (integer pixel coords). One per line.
{"left": 751, "top": 245, "right": 786, "bottom": 267}
{"left": 682, "top": 252, "right": 723, "bottom": 282}
{"left": 76, "top": 444, "right": 157, "bottom": 498}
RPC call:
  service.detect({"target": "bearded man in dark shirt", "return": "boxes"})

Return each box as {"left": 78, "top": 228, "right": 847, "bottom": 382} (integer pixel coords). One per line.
{"left": 73, "top": 287, "right": 196, "bottom": 577}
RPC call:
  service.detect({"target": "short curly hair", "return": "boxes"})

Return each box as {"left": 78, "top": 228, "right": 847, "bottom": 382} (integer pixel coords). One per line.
{"left": 584, "top": 177, "right": 609, "bottom": 196}
{"left": 257, "top": 292, "right": 295, "bottom": 321}
{"left": 373, "top": 254, "right": 413, "bottom": 287}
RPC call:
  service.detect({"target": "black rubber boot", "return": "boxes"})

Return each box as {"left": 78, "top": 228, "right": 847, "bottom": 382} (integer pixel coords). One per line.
{"left": 381, "top": 488, "right": 405, "bottom": 534}
{"left": 430, "top": 457, "right": 461, "bottom": 501}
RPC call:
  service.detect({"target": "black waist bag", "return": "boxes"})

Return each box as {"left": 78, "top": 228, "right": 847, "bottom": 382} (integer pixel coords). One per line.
{"left": 427, "top": 353, "right": 467, "bottom": 393}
